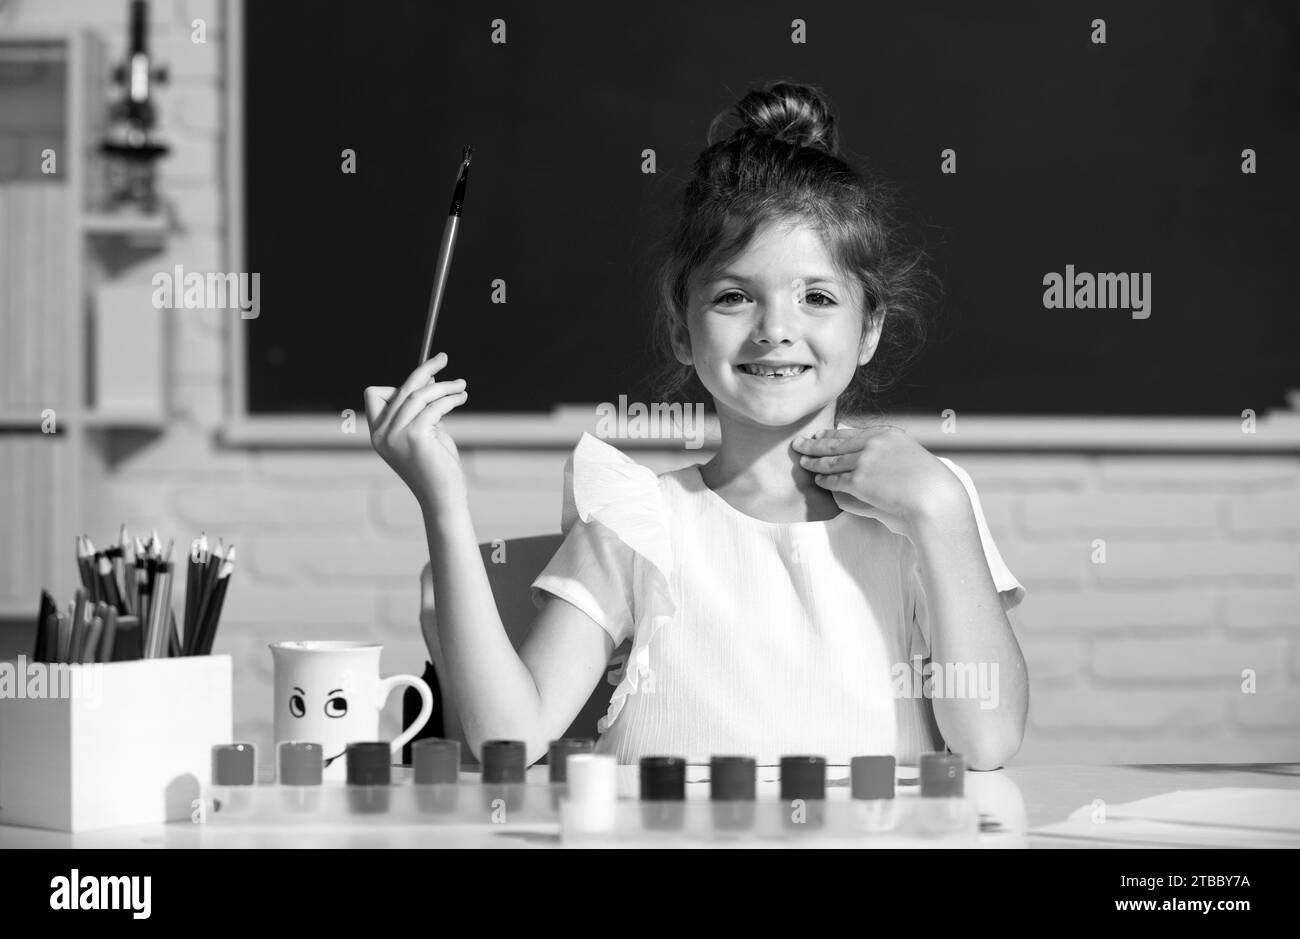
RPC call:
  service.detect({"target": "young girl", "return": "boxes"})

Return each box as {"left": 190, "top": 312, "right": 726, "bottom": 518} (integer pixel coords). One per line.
{"left": 365, "top": 81, "right": 1028, "bottom": 771}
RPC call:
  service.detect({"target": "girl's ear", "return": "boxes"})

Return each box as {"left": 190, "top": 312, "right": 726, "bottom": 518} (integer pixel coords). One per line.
{"left": 857, "top": 305, "right": 886, "bottom": 366}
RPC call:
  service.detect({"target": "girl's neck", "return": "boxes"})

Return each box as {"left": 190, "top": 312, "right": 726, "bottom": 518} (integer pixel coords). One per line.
{"left": 700, "top": 405, "right": 841, "bottom": 522}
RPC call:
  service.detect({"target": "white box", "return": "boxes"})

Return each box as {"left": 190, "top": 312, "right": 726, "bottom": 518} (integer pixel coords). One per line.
{"left": 0, "top": 655, "right": 232, "bottom": 831}
{"left": 92, "top": 282, "right": 165, "bottom": 413}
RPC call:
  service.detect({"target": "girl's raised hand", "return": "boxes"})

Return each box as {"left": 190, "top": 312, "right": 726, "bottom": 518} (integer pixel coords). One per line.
{"left": 364, "top": 351, "right": 470, "bottom": 515}
{"left": 791, "top": 426, "right": 965, "bottom": 523}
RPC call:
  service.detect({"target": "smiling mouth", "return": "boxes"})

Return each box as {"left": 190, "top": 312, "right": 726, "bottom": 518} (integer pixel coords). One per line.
{"left": 324, "top": 750, "right": 347, "bottom": 767}
{"left": 737, "top": 364, "right": 811, "bottom": 380}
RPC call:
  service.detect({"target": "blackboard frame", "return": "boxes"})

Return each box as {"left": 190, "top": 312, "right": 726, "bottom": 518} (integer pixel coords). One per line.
{"left": 219, "top": 0, "right": 1300, "bottom": 452}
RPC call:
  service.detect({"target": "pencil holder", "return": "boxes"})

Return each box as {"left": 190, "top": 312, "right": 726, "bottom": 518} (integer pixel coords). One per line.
{"left": 0, "top": 654, "right": 232, "bottom": 831}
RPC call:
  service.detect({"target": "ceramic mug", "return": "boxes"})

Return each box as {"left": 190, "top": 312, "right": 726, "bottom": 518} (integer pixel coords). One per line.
{"left": 270, "top": 641, "right": 433, "bottom": 781}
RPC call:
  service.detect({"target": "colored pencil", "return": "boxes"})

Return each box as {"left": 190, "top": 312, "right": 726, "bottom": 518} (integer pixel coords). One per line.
{"left": 136, "top": 569, "right": 153, "bottom": 655}
{"left": 193, "top": 546, "right": 234, "bottom": 656}
{"left": 145, "top": 541, "right": 175, "bottom": 659}
{"left": 116, "top": 524, "right": 130, "bottom": 602}
{"left": 145, "top": 562, "right": 164, "bottom": 658}
{"left": 42, "top": 612, "right": 58, "bottom": 663}
{"left": 167, "top": 609, "right": 181, "bottom": 657}
{"left": 110, "top": 615, "right": 142, "bottom": 661}
{"left": 83, "top": 613, "right": 104, "bottom": 663}
{"left": 97, "top": 554, "right": 125, "bottom": 614}
{"left": 68, "top": 589, "right": 88, "bottom": 661}
{"left": 161, "top": 541, "right": 176, "bottom": 657}
{"left": 190, "top": 542, "right": 224, "bottom": 655}
{"left": 184, "top": 537, "right": 202, "bottom": 652}
{"left": 133, "top": 536, "right": 147, "bottom": 618}
{"left": 55, "top": 605, "right": 72, "bottom": 663}
{"left": 75, "top": 536, "right": 94, "bottom": 598}
{"left": 35, "top": 589, "right": 56, "bottom": 661}
{"left": 99, "top": 607, "right": 119, "bottom": 662}
{"left": 85, "top": 538, "right": 103, "bottom": 604}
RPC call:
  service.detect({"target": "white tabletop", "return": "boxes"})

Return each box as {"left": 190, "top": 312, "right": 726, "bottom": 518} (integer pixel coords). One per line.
{"left": 2, "top": 763, "right": 1296, "bottom": 849}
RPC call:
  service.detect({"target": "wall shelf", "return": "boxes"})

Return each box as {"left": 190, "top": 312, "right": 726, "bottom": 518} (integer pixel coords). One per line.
{"left": 81, "top": 410, "right": 168, "bottom": 430}
{"left": 0, "top": 28, "right": 171, "bottom": 616}
{"left": 0, "top": 414, "right": 50, "bottom": 431}
{"left": 82, "top": 211, "right": 170, "bottom": 237}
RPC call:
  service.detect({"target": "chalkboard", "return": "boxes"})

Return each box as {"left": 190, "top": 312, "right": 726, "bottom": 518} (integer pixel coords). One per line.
{"left": 240, "top": 0, "right": 1300, "bottom": 417}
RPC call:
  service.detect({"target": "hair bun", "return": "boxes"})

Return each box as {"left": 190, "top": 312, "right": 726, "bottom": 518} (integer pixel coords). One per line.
{"left": 721, "top": 81, "right": 839, "bottom": 155}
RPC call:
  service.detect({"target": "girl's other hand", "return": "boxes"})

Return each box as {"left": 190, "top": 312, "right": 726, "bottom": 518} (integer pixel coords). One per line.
{"left": 792, "top": 426, "right": 965, "bottom": 522}
{"left": 365, "top": 351, "right": 470, "bottom": 515}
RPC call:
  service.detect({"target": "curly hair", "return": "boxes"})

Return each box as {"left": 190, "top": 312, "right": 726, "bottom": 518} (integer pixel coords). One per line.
{"left": 650, "top": 80, "right": 940, "bottom": 423}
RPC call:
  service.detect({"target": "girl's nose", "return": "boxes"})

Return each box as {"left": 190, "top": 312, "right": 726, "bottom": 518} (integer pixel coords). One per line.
{"left": 750, "top": 299, "right": 799, "bottom": 346}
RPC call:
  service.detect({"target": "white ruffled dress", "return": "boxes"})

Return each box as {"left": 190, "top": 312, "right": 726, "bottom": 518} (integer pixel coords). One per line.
{"left": 530, "top": 432, "right": 1025, "bottom": 765}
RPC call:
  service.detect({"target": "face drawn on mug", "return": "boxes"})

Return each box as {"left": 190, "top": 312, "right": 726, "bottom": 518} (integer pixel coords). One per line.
{"left": 269, "top": 642, "right": 433, "bottom": 780}
{"left": 286, "top": 682, "right": 351, "bottom": 762}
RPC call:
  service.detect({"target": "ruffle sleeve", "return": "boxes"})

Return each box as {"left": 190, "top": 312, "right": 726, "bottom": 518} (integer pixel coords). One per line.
{"left": 529, "top": 432, "right": 676, "bottom": 734}
{"left": 830, "top": 454, "right": 1025, "bottom": 664}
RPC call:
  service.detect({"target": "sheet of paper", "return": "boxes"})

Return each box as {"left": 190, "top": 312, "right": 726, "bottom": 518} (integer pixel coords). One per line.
{"left": 1031, "top": 787, "right": 1300, "bottom": 847}
{"left": 1033, "top": 819, "right": 1300, "bottom": 848}
{"left": 1067, "top": 787, "right": 1300, "bottom": 833}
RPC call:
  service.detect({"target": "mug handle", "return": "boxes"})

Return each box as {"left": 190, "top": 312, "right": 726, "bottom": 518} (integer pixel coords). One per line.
{"left": 377, "top": 673, "right": 434, "bottom": 759}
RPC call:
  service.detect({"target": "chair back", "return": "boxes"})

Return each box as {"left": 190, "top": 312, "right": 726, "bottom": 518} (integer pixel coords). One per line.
{"left": 406, "top": 534, "right": 627, "bottom": 764}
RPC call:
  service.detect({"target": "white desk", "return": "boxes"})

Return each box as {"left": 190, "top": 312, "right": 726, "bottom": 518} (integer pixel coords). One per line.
{"left": 1, "top": 763, "right": 1296, "bottom": 848}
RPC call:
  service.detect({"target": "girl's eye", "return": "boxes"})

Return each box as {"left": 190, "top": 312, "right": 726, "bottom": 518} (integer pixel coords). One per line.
{"left": 324, "top": 696, "right": 348, "bottom": 718}
{"left": 714, "top": 290, "right": 834, "bottom": 306}
{"left": 289, "top": 694, "right": 306, "bottom": 718}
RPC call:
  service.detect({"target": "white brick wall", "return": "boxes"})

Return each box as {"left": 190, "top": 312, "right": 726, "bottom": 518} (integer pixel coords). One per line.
{"left": 981, "top": 460, "right": 1300, "bottom": 763}
{"left": 13, "top": 0, "right": 1298, "bottom": 767}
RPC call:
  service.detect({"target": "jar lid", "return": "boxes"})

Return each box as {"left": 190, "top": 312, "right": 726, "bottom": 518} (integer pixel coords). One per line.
{"left": 566, "top": 754, "right": 617, "bottom": 803}
{"left": 412, "top": 738, "right": 461, "bottom": 784}
{"left": 481, "top": 739, "right": 526, "bottom": 784}
{"left": 639, "top": 756, "right": 686, "bottom": 800}
{"left": 212, "top": 743, "right": 255, "bottom": 786}
{"left": 277, "top": 741, "right": 323, "bottom": 786}
{"left": 345, "top": 742, "right": 392, "bottom": 786}
{"left": 547, "top": 738, "right": 594, "bottom": 783}
{"left": 709, "top": 756, "right": 756, "bottom": 801}
{"left": 850, "top": 755, "right": 895, "bottom": 799}
{"left": 919, "top": 752, "right": 965, "bottom": 797}
{"left": 780, "top": 755, "right": 827, "bottom": 801}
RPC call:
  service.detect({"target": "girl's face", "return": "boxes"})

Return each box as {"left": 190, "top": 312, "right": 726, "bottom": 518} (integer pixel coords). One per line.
{"left": 676, "top": 220, "right": 882, "bottom": 431}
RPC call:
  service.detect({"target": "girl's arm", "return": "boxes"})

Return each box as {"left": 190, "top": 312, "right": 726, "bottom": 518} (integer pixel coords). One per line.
{"left": 367, "top": 353, "right": 613, "bottom": 765}
{"left": 423, "top": 500, "right": 614, "bottom": 765}
{"left": 910, "top": 486, "right": 1029, "bottom": 771}
{"left": 793, "top": 428, "right": 1028, "bottom": 770}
